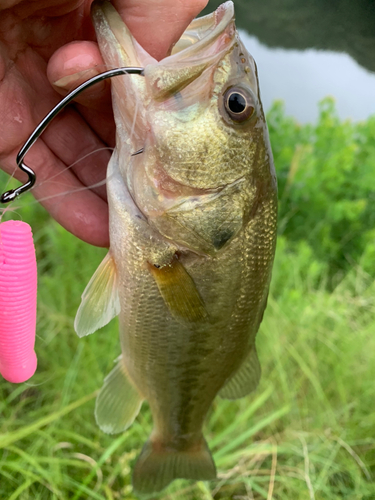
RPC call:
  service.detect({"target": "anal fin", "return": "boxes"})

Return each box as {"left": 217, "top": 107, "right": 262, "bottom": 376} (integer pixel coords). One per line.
{"left": 148, "top": 255, "right": 208, "bottom": 323}
{"left": 74, "top": 252, "right": 120, "bottom": 337}
{"left": 219, "top": 346, "right": 261, "bottom": 400}
{"left": 95, "top": 356, "right": 143, "bottom": 434}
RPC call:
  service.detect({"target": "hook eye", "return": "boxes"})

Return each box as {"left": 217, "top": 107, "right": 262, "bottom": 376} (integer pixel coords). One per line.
{"left": 0, "top": 66, "right": 145, "bottom": 204}
{"left": 0, "top": 164, "right": 36, "bottom": 203}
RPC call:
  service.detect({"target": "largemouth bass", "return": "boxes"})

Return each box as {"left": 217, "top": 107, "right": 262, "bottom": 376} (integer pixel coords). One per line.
{"left": 75, "top": 0, "right": 277, "bottom": 494}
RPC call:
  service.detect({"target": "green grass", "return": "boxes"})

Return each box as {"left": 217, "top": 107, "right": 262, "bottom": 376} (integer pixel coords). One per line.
{"left": 1, "top": 101, "right": 375, "bottom": 499}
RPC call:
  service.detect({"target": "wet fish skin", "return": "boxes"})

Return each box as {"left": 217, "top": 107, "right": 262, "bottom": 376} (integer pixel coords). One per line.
{"left": 75, "top": 0, "right": 277, "bottom": 495}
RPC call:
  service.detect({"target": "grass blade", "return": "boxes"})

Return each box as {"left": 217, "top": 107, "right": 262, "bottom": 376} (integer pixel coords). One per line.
{"left": 0, "top": 392, "right": 96, "bottom": 449}
{"left": 214, "top": 405, "right": 290, "bottom": 460}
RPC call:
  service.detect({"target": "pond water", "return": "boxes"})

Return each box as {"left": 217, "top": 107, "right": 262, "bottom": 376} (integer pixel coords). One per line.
{"left": 203, "top": 0, "right": 375, "bottom": 123}
{"left": 240, "top": 31, "right": 375, "bottom": 123}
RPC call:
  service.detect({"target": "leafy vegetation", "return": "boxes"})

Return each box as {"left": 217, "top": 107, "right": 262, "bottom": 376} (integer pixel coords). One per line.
{"left": 0, "top": 99, "right": 374, "bottom": 499}
{"left": 270, "top": 98, "right": 375, "bottom": 286}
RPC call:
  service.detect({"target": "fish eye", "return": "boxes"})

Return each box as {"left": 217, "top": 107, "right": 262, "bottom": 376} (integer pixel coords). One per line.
{"left": 223, "top": 87, "right": 255, "bottom": 122}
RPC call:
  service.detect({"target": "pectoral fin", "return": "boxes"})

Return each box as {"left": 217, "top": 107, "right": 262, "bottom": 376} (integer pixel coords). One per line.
{"left": 95, "top": 356, "right": 143, "bottom": 434}
{"left": 219, "top": 346, "right": 261, "bottom": 400}
{"left": 74, "top": 252, "right": 120, "bottom": 337}
{"left": 148, "top": 256, "right": 208, "bottom": 323}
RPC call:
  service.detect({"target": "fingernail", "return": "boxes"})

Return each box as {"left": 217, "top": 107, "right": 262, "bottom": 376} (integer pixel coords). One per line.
{"left": 53, "top": 68, "right": 105, "bottom": 92}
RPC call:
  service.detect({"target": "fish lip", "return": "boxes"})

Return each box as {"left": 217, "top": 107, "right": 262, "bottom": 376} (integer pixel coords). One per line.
{"left": 165, "top": 1, "right": 235, "bottom": 62}
{"left": 91, "top": 0, "right": 156, "bottom": 68}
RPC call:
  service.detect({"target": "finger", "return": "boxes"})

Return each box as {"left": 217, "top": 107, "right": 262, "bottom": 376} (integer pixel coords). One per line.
{"left": 113, "top": 0, "right": 209, "bottom": 60}
{"left": 75, "top": 104, "right": 116, "bottom": 147}
{"left": 47, "top": 41, "right": 112, "bottom": 111}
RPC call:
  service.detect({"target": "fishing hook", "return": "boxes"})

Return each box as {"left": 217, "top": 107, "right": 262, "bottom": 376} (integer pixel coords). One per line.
{"left": 0, "top": 67, "right": 145, "bottom": 204}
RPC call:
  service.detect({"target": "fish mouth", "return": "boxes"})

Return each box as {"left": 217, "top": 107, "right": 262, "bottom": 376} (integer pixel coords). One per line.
{"left": 168, "top": 1, "right": 235, "bottom": 58}
{"left": 91, "top": 0, "right": 236, "bottom": 90}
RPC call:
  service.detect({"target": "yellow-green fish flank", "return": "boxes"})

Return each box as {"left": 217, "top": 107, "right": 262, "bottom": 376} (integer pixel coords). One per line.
{"left": 75, "top": 0, "right": 277, "bottom": 495}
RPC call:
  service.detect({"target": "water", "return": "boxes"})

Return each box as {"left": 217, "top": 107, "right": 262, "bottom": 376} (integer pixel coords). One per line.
{"left": 241, "top": 32, "right": 375, "bottom": 123}
{"left": 203, "top": 0, "right": 375, "bottom": 122}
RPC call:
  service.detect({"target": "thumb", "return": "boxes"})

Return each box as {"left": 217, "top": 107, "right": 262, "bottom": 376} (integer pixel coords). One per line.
{"left": 112, "top": 0, "right": 209, "bottom": 61}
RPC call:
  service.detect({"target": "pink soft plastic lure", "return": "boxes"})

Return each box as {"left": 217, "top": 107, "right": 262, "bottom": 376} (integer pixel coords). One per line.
{"left": 0, "top": 220, "right": 37, "bottom": 383}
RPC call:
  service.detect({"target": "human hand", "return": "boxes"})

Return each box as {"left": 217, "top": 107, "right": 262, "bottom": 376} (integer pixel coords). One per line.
{"left": 0, "top": 0, "right": 208, "bottom": 246}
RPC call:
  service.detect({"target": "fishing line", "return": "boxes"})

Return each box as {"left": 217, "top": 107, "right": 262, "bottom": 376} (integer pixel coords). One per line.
{"left": 2, "top": 164, "right": 19, "bottom": 194}
{"left": 130, "top": 86, "right": 141, "bottom": 144}
{"left": 2, "top": 177, "right": 112, "bottom": 225}
{"left": 0, "top": 165, "right": 21, "bottom": 222}
{"left": 35, "top": 146, "right": 114, "bottom": 188}
{"left": 28, "top": 176, "right": 112, "bottom": 206}
{"left": 23, "top": 376, "right": 54, "bottom": 387}
{"left": 0, "top": 206, "right": 23, "bottom": 224}
{"left": 0, "top": 148, "right": 115, "bottom": 221}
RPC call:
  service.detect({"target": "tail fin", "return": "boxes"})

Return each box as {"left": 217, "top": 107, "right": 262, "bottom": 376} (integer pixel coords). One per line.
{"left": 132, "top": 435, "right": 216, "bottom": 495}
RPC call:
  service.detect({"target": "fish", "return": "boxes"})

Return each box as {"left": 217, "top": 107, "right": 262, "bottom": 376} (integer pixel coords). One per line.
{"left": 74, "top": 0, "right": 277, "bottom": 495}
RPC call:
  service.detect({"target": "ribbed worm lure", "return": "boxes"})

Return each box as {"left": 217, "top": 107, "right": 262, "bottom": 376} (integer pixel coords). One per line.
{"left": 0, "top": 220, "right": 37, "bottom": 383}
{"left": 0, "top": 67, "right": 144, "bottom": 383}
